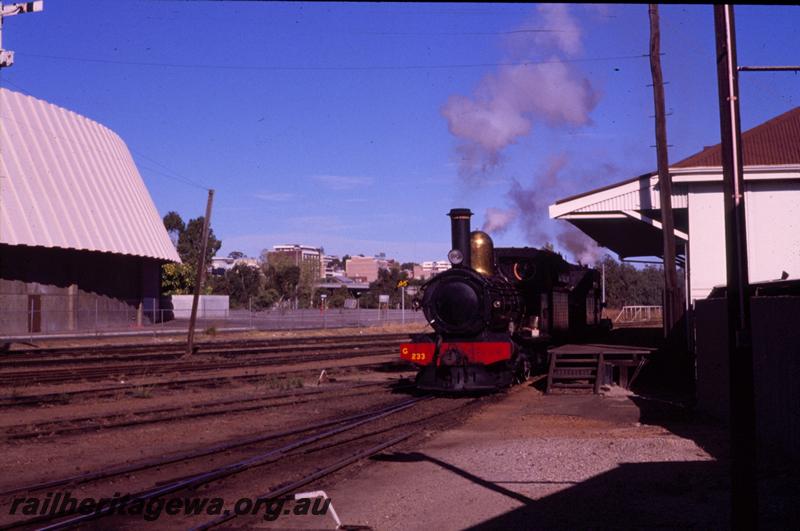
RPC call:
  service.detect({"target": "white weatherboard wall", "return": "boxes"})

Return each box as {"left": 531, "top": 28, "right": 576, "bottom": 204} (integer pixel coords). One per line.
{"left": 688, "top": 180, "right": 800, "bottom": 300}
{"left": 169, "top": 295, "right": 230, "bottom": 319}
{"left": 687, "top": 183, "right": 728, "bottom": 301}
{"left": 744, "top": 180, "right": 800, "bottom": 283}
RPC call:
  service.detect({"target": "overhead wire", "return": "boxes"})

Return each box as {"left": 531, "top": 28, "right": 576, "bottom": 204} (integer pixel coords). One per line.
{"left": 15, "top": 51, "right": 651, "bottom": 72}
{"left": 353, "top": 28, "right": 564, "bottom": 36}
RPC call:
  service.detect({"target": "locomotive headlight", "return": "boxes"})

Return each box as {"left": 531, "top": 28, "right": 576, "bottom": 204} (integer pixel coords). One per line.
{"left": 447, "top": 248, "right": 464, "bottom": 265}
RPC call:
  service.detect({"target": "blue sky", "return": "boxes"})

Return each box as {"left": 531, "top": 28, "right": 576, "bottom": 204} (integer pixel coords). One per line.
{"left": 2, "top": 2, "right": 798, "bottom": 263}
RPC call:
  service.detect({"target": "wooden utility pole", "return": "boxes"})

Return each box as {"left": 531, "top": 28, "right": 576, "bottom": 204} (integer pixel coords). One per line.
{"left": 714, "top": 5, "right": 757, "bottom": 528}
{"left": 186, "top": 189, "right": 215, "bottom": 357}
{"left": 648, "top": 4, "right": 680, "bottom": 337}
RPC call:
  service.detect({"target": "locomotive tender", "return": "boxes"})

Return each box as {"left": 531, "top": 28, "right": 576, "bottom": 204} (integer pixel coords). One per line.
{"left": 400, "top": 208, "right": 605, "bottom": 391}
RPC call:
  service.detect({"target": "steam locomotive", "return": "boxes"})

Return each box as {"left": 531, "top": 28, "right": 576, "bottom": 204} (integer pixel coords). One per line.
{"left": 400, "top": 208, "right": 606, "bottom": 391}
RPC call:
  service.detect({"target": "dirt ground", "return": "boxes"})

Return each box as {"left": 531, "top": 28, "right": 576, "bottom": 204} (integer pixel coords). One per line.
{"left": 312, "top": 385, "right": 724, "bottom": 530}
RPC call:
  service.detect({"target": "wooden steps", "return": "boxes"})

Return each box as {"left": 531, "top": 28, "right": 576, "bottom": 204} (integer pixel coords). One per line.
{"left": 545, "top": 344, "right": 655, "bottom": 394}
{"left": 546, "top": 352, "right": 605, "bottom": 394}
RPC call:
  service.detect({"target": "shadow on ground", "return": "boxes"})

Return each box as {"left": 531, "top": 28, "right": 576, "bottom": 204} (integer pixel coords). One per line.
{"left": 375, "top": 451, "right": 729, "bottom": 529}
{"left": 377, "top": 376, "right": 797, "bottom": 528}
{"left": 379, "top": 326, "right": 797, "bottom": 528}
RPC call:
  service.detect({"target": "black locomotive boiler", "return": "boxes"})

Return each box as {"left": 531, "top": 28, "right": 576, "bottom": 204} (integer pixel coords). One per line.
{"left": 400, "top": 208, "right": 606, "bottom": 391}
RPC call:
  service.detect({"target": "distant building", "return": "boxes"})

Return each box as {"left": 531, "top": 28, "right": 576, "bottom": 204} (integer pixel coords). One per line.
{"left": 346, "top": 256, "right": 379, "bottom": 283}
{"left": 421, "top": 261, "right": 451, "bottom": 279}
{"left": 267, "top": 244, "right": 323, "bottom": 279}
{"left": 210, "top": 256, "right": 259, "bottom": 276}
{"left": 322, "top": 255, "right": 346, "bottom": 279}
{"left": 399, "top": 263, "right": 425, "bottom": 280}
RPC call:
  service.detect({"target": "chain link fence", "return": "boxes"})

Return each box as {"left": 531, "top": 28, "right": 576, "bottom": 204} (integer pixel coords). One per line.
{"left": 0, "top": 294, "right": 429, "bottom": 340}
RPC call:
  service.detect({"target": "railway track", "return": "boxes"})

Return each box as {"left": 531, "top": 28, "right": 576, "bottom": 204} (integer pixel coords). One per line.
{"left": 0, "top": 333, "right": 411, "bottom": 364}
{"left": 1, "top": 395, "right": 484, "bottom": 530}
{"left": 2, "top": 381, "right": 412, "bottom": 440}
{"left": 0, "top": 339, "right": 407, "bottom": 387}
{"left": 0, "top": 356, "right": 414, "bottom": 408}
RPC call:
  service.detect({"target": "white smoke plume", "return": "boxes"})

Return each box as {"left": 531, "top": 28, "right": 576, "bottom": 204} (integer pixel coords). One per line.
{"left": 557, "top": 225, "right": 602, "bottom": 266}
{"left": 504, "top": 154, "right": 567, "bottom": 244}
{"left": 532, "top": 4, "right": 583, "bottom": 56}
{"left": 484, "top": 155, "right": 604, "bottom": 265}
{"left": 441, "top": 5, "right": 599, "bottom": 178}
{"left": 482, "top": 207, "right": 517, "bottom": 234}
{"left": 444, "top": 6, "right": 606, "bottom": 264}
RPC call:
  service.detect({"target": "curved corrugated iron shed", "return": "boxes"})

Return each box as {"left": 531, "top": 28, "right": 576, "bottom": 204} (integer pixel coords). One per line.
{"left": 0, "top": 88, "right": 180, "bottom": 262}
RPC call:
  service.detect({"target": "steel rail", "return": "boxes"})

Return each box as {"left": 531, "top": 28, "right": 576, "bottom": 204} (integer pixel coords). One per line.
{"left": 1, "top": 333, "right": 412, "bottom": 359}
{"left": 192, "top": 431, "right": 416, "bottom": 530}
{"left": 0, "top": 346, "right": 399, "bottom": 385}
{"left": 0, "top": 343, "right": 399, "bottom": 376}
{"left": 190, "top": 398, "right": 481, "bottom": 530}
{"left": 0, "top": 338, "right": 408, "bottom": 368}
{"left": 0, "top": 396, "right": 424, "bottom": 498}
{"left": 27, "top": 398, "right": 425, "bottom": 531}
{"left": 3, "top": 382, "right": 412, "bottom": 441}
{"left": 0, "top": 357, "right": 413, "bottom": 408}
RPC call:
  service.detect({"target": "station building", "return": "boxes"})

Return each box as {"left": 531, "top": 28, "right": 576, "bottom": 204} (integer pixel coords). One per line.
{"left": 550, "top": 107, "right": 800, "bottom": 302}
{"left": 549, "top": 107, "right": 800, "bottom": 464}
{"left": 0, "top": 89, "right": 180, "bottom": 335}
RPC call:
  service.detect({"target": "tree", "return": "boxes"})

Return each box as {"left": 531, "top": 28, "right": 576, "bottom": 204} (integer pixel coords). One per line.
{"left": 258, "top": 248, "right": 270, "bottom": 266}
{"left": 358, "top": 267, "right": 411, "bottom": 309}
{"left": 161, "top": 262, "right": 195, "bottom": 295}
{"left": 176, "top": 216, "right": 222, "bottom": 268}
{"left": 228, "top": 250, "right": 245, "bottom": 260}
{"left": 325, "top": 286, "right": 352, "bottom": 308}
{"left": 599, "top": 255, "right": 665, "bottom": 308}
{"left": 262, "top": 264, "right": 301, "bottom": 307}
{"left": 296, "top": 260, "right": 322, "bottom": 308}
{"left": 256, "top": 288, "right": 281, "bottom": 309}
{"left": 163, "top": 211, "right": 185, "bottom": 247}
{"left": 217, "top": 263, "right": 264, "bottom": 308}
{"left": 328, "top": 257, "right": 343, "bottom": 270}
{"left": 161, "top": 211, "right": 222, "bottom": 295}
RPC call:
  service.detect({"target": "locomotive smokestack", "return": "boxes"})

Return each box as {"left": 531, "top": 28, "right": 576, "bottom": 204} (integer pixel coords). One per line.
{"left": 447, "top": 208, "right": 473, "bottom": 267}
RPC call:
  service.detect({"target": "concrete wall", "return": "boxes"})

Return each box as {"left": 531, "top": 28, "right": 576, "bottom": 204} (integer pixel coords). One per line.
{"left": 0, "top": 244, "right": 163, "bottom": 335}
{"left": 695, "top": 295, "right": 800, "bottom": 465}
{"left": 167, "top": 295, "right": 230, "bottom": 319}
{"left": 688, "top": 180, "right": 800, "bottom": 300}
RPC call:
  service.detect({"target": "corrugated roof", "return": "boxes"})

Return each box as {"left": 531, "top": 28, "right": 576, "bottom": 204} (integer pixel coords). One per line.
{"left": 674, "top": 106, "right": 800, "bottom": 168}
{"left": 0, "top": 88, "right": 180, "bottom": 262}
